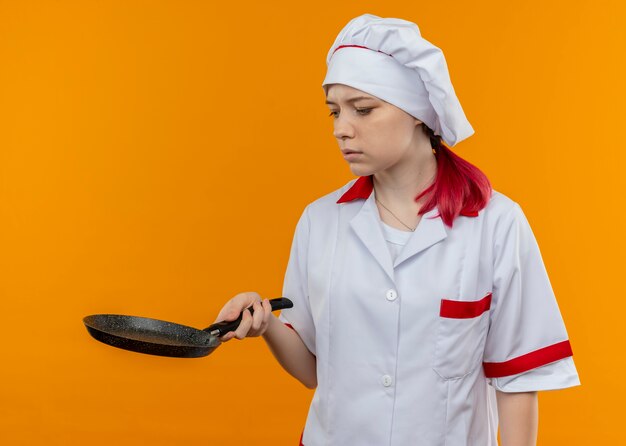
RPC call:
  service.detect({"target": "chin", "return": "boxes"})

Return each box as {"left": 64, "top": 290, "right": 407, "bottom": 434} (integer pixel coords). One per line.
{"left": 348, "top": 164, "right": 375, "bottom": 177}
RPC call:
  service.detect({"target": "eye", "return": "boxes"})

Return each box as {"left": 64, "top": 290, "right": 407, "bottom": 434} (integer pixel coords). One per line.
{"left": 327, "top": 108, "right": 373, "bottom": 118}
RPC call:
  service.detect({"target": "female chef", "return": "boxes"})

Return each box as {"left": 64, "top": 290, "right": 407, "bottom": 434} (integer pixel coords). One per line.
{"left": 214, "top": 13, "right": 580, "bottom": 446}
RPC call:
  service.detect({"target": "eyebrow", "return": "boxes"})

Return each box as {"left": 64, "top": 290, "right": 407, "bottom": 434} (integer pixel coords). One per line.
{"left": 325, "top": 96, "right": 377, "bottom": 105}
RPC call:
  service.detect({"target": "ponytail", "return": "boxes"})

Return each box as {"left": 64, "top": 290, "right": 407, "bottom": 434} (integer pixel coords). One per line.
{"left": 416, "top": 126, "right": 492, "bottom": 228}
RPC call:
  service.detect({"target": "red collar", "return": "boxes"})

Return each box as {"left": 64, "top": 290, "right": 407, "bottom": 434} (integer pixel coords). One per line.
{"left": 336, "top": 176, "right": 374, "bottom": 203}
{"left": 336, "top": 175, "right": 479, "bottom": 217}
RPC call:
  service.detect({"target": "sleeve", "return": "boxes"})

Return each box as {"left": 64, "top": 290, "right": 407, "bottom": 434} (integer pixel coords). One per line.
{"left": 482, "top": 202, "right": 580, "bottom": 390}
{"left": 277, "top": 205, "right": 317, "bottom": 356}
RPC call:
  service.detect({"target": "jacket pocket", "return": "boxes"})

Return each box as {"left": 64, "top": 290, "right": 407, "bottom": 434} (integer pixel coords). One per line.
{"left": 432, "top": 292, "right": 492, "bottom": 379}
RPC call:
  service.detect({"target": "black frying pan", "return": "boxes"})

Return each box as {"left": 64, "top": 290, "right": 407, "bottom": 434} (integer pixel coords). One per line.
{"left": 83, "top": 297, "right": 293, "bottom": 358}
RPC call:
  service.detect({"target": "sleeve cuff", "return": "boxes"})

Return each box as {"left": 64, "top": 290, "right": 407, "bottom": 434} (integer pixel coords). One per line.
{"left": 489, "top": 356, "right": 581, "bottom": 392}
{"left": 483, "top": 340, "right": 573, "bottom": 378}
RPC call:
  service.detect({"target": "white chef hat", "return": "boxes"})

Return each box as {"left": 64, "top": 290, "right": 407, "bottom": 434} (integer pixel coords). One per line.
{"left": 322, "top": 13, "right": 474, "bottom": 147}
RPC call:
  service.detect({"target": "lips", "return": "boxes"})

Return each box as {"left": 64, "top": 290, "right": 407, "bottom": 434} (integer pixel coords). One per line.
{"left": 342, "top": 149, "right": 363, "bottom": 161}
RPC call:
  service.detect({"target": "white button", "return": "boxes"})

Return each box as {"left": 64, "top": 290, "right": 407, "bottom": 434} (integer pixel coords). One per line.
{"left": 385, "top": 289, "right": 398, "bottom": 301}
{"left": 382, "top": 375, "right": 393, "bottom": 387}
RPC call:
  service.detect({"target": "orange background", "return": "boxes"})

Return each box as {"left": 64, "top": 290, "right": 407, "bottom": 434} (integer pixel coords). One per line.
{"left": 1, "top": 0, "right": 624, "bottom": 444}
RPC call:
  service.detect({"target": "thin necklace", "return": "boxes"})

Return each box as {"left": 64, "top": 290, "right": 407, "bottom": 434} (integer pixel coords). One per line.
{"left": 373, "top": 167, "right": 437, "bottom": 232}
{"left": 374, "top": 193, "right": 416, "bottom": 232}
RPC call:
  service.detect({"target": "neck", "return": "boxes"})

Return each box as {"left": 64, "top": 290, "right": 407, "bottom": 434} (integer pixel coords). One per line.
{"left": 372, "top": 145, "right": 437, "bottom": 208}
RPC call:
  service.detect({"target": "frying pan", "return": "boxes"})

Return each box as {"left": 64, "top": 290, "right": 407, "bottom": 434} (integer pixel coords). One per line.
{"left": 83, "top": 297, "right": 293, "bottom": 358}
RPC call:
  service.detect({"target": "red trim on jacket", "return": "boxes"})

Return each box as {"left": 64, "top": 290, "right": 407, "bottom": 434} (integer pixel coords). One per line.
{"left": 336, "top": 175, "right": 480, "bottom": 217}
{"left": 336, "top": 175, "right": 374, "bottom": 203}
{"left": 483, "top": 340, "right": 574, "bottom": 378}
{"left": 440, "top": 293, "right": 492, "bottom": 319}
{"left": 332, "top": 44, "right": 393, "bottom": 58}
{"left": 299, "top": 429, "right": 304, "bottom": 446}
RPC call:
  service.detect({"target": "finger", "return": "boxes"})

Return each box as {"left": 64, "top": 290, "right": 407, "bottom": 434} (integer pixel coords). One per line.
{"left": 256, "top": 299, "right": 271, "bottom": 334}
{"left": 215, "top": 294, "right": 253, "bottom": 323}
{"left": 220, "top": 332, "right": 234, "bottom": 342}
{"left": 231, "top": 293, "right": 259, "bottom": 319}
{"left": 233, "top": 308, "right": 253, "bottom": 340}
{"left": 263, "top": 298, "right": 271, "bottom": 318}
{"left": 261, "top": 299, "right": 271, "bottom": 328}
{"left": 215, "top": 307, "right": 235, "bottom": 323}
{"left": 250, "top": 301, "right": 264, "bottom": 333}
{"left": 214, "top": 301, "right": 239, "bottom": 323}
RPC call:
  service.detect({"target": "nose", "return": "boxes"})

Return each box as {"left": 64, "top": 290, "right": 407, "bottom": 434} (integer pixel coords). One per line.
{"left": 333, "top": 113, "right": 355, "bottom": 141}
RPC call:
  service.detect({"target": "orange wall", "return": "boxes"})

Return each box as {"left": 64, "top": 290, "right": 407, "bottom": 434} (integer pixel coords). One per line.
{"left": 1, "top": 1, "right": 623, "bottom": 444}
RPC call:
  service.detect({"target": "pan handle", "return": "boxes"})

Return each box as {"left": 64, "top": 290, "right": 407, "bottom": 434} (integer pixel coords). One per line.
{"left": 203, "top": 297, "right": 293, "bottom": 337}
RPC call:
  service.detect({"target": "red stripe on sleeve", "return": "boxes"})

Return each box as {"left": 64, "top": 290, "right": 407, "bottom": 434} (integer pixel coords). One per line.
{"left": 284, "top": 323, "right": 295, "bottom": 331}
{"left": 483, "top": 340, "right": 573, "bottom": 378}
{"left": 440, "top": 293, "right": 492, "bottom": 318}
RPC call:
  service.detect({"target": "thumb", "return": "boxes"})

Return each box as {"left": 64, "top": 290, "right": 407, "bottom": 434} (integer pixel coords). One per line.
{"left": 214, "top": 306, "right": 238, "bottom": 323}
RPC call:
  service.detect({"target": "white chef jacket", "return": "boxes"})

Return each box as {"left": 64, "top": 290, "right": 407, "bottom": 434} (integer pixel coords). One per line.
{"left": 379, "top": 220, "right": 580, "bottom": 393}
{"left": 279, "top": 176, "right": 580, "bottom": 446}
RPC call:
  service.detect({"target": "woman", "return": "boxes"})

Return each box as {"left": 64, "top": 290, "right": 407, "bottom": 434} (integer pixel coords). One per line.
{"left": 214, "top": 14, "right": 580, "bottom": 446}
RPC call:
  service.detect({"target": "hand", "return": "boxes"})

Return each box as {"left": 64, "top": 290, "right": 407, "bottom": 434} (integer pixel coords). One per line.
{"left": 213, "top": 291, "right": 273, "bottom": 342}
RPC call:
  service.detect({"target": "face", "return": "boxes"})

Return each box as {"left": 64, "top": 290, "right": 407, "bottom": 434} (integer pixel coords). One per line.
{"left": 325, "top": 83, "right": 425, "bottom": 177}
